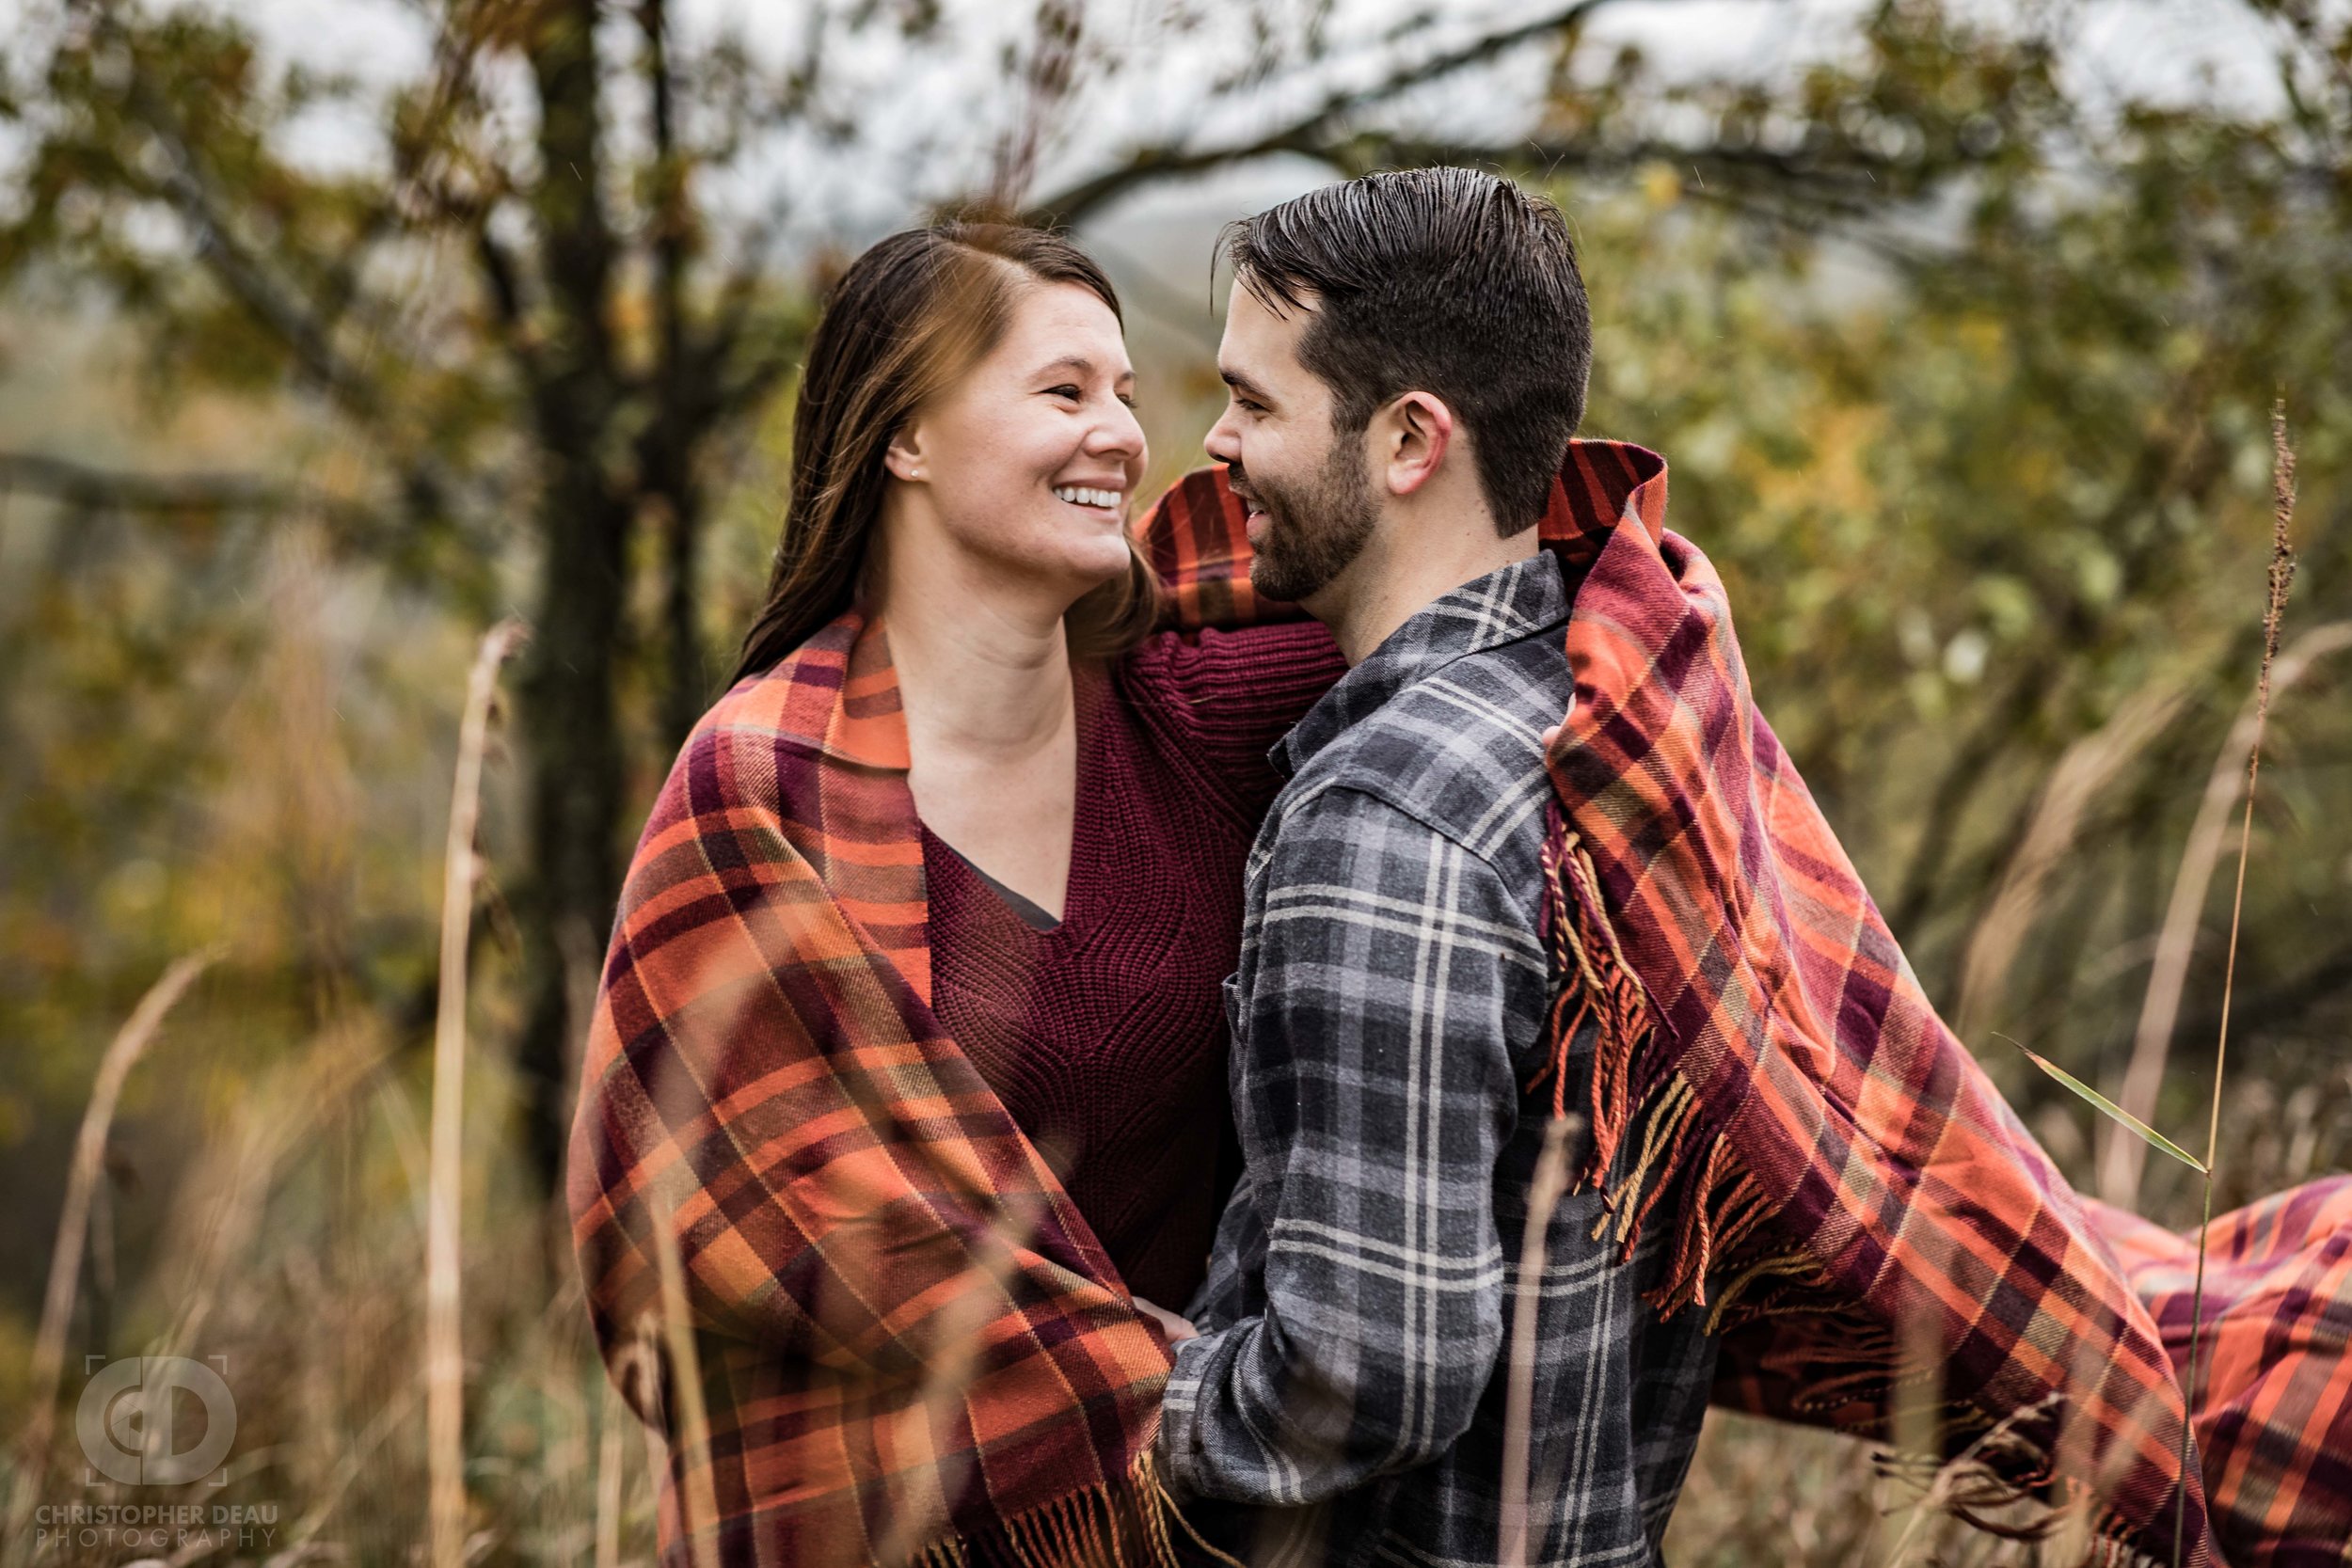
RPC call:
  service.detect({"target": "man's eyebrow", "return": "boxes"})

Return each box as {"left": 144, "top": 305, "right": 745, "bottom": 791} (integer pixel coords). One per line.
{"left": 1219, "top": 366, "right": 1274, "bottom": 404}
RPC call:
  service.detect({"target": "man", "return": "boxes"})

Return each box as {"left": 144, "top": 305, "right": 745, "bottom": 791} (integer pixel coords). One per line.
{"left": 1145, "top": 168, "right": 1718, "bottom": 1566}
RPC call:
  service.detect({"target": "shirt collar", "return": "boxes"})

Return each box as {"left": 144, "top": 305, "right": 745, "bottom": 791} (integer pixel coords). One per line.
{"left": 1272, "top": 549, "right": 1571, "bottom": 779}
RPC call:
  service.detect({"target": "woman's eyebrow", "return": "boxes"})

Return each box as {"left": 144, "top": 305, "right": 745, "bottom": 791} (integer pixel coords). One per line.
{"left": 1031, "top": 354, "right": 1136, "bottom": 384}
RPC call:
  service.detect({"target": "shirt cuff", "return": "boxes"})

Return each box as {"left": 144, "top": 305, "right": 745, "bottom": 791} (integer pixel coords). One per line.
{"left": 1155, "top": 1323, "right": 1231, "bottom": 1502}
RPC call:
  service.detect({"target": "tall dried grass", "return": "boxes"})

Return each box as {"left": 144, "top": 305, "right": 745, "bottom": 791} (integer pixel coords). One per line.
{"left": 644, "top": 1194, "right": 720, "bottom": 1568}
{"left": 6, "top": 948, "right": 220, "bottom": 1557}
{"left": 426, "top": 622, "right": 525, "bottom": 1568}
{"left": 2098, "top": 616, "right": 2352, "bottom": 1208}
{"left": 1498, "top": 1114, "right": 1577, "bottom": 1568}
{"left": 1954, "top": 683, "right": 2186, "bottom": 1041}
{"left": 2170, "top": 404, "right": 2298, "bottom": 1563}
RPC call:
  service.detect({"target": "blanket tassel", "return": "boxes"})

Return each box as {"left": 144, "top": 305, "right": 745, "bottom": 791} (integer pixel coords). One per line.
{"left": 915, "top": 1448, "right": 1226, "bottom": 1568}
{"left": 1537, "top": 816, "right": 2185, "bottom": 1568}
{"left": 1538, "top": 821, "right": 1766, "bottom": 1323}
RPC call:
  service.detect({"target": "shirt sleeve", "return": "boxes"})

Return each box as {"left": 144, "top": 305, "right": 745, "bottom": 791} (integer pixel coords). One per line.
{"left": 1183, "top": 1163, "right": 1265, "bottom": 1333}
{"left": 1156, "top": 783, "right": 1549, "bottom": 1508}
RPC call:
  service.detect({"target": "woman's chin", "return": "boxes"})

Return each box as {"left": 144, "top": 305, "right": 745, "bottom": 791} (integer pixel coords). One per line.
{"left": 1045, "top": 533, "right": 1137, "bottom": 589}
{"left": 944, "top": 523, "right": 1135, "bottom": 612}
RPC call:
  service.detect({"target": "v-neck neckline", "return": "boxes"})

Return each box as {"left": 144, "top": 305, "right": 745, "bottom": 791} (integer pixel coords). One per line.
{"left": 922, "top": 665, "right": 1106, "bottom": 941}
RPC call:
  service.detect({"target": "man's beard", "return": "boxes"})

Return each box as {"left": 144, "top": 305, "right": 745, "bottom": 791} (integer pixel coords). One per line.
{"left": 1240, "top": 436, "right": 1378, "bottom": 605}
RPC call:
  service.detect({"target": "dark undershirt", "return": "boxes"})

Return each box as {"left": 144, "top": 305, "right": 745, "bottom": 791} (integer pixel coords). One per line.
{"left": 936, "top": 838, "right": 1059, "bottom": 931}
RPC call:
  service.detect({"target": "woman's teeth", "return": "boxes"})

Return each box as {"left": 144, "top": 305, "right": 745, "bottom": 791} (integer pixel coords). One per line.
{"left": 1053, "top": 485, "right": 1120, "bottom": 510}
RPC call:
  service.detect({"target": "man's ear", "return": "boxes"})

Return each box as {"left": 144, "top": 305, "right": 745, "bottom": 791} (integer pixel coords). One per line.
{"left": 1380, "top": 391, "right": 1456, "bottom": 499}
{"left": 882, "top": 421, "right": 928, "bottom": 483}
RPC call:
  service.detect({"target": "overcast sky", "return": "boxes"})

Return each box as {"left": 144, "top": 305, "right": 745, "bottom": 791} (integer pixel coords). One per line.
{"left": 73, "top": 0, "right": 2298, "bottom": 220}
{"left": 0, "top": 0, "right": 2308, "bottom": 305}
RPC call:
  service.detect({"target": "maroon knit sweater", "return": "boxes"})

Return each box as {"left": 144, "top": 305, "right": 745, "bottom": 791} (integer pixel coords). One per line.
{"left": 920, "top": 621, "right": 1343, "bottom": 1308}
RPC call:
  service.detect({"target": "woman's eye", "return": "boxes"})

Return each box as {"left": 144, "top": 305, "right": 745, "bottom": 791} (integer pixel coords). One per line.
{"left": 1046, "top": 384, "right": 1083, "bottom": 401}
{"left": 1117, "top": 393, "right": 1137, "bottom": 410}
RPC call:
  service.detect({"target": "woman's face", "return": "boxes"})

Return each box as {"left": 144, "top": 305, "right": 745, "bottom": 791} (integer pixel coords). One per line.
{"left": 885, "top": 279, "right": 1147, "bottom": 609}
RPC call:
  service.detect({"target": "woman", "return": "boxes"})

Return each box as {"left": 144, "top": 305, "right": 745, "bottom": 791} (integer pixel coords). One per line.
{"left": 568, "top": 222, "right": 1340, "bottom": 1568}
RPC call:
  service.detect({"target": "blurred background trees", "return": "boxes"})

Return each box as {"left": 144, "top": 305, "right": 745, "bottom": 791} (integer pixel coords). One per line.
{"left": 1, "top": 0, "right": 2345, "bottom": 1560}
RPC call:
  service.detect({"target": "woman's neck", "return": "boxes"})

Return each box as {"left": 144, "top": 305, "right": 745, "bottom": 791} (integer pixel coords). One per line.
{"left": 868, "top": 517, "right": 1076, "bottom": 761}
{"left": 868, "top": 503, "right": 1086, "bottom": 918}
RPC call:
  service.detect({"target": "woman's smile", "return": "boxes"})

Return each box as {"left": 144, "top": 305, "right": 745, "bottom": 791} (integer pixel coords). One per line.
{"left": 1051, "top": 482, "right": 1125, "bottom": 516}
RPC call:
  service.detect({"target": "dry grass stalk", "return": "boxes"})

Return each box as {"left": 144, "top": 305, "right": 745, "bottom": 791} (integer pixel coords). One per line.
{"left": 1500, "top": 1114, "right": 1579, "bottom": 1568}
{"left": 157, "top": 1017, "right": 394, "bottom": 1360}
{"left": 595, "top": 1375, "right": 628, "bottom": 1568}
{"left": 870, "top": 1190, "right": 1050, "bottom": 1565}
{"left": 285, "top": 1376, "right": 424, "bottom": 1551}
{"left": 646, "top": 1191, "right": 723, "bottom": 1568}
{"left": 2173, "top": 401, "right": 2296, "bottom": 1563}
{"left": 427, "top": 620, "right": 527, "bottom": 1568}
{"left": 2098, "top": 617, "right": 2352, "bottom": 1207}
{"left": 1882, "top": 1393, "right": 2068, "bottom": 1568}
{"left": 6, "top": 945, "right": 222, "bottom": 1549}
{"left": 1953, "top": 680, "right": 2185, "bottom": 1040}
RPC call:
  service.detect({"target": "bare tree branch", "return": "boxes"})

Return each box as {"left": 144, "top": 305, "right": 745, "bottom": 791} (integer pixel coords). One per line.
{"left": 79, "top": 11, "right": 469, "bottom": 530}
{"left": 470, "top": 213, "right": 547, "bottom": 388}
{"left": 640, "top": 0, "right": 689, "bottom": 400}
{"left": 1024, "top": 0, "right": 1711, "bottom": 225}
{"left": 0, "top": 450, "right": 390, "bottom": 541}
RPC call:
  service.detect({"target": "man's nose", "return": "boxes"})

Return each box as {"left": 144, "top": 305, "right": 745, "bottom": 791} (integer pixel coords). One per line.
{"left": 1204, "top": 409, "right": 1240, "bottom": 464}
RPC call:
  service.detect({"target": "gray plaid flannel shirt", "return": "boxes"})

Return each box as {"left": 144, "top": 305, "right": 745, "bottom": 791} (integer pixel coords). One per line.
{"left": 1158, "top": 552, "right": 1719, "bottom": 1568}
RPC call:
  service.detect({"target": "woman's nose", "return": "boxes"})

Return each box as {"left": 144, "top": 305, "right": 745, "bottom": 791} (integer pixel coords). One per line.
{"left": 1087, "top": 398, "right": 1147, "bottom": 462}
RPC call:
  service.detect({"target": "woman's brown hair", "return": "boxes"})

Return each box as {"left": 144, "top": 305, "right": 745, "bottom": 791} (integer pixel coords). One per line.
{"left": 731, "top": 222, "right": 1161, "bottom": 685}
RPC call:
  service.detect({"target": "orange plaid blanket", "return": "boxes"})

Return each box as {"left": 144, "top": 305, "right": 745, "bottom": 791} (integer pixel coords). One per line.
{"left": 1529, "top": 440, "right": 2352, "bottom": 1567}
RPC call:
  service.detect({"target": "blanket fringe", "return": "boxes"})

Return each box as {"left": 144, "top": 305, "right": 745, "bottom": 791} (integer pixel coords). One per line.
{"left": 1537, "top": 821, "right": 1769, "bottom": 1322}
{"left": 1869, "top": 1396, "right": 2182, "bottom": 1568}
{"left": 1537, "top": 814, "right": 2187, "bottom": 1568}
{"left": 905, "top": 1449, "right": 1230, "bottom": 1568}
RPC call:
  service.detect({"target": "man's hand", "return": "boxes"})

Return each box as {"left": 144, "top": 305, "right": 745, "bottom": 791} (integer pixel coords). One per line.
{"left": 1132, "top": 1295, "right": 1200, "bottom": 1344}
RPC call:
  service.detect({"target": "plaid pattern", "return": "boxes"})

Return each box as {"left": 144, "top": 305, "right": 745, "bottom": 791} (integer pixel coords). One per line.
{"left": 1525, "top": 438, "right": 2352, "bottom": 1566}
{"left": 1157, "top": 552, "right": 1720, "bottom": 1567}
{"left": 566, "top": 467, "right": 1312, "bottom": 1568}
{"left": 2092, "top": 1182, "right": 2352, "bottom": 1563}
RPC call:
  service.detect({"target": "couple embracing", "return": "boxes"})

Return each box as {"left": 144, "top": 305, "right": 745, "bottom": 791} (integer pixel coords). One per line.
{"left": 569, "top": 170, "right": 2352, "bottom": 1568}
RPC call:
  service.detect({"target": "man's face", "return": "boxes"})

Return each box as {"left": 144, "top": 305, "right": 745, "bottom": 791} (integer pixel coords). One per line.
{"left": 1204, "top": 283, "right": 1378, "bottom": 606}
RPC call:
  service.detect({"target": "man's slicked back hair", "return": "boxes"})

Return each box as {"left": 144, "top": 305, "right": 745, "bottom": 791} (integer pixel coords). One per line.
{"left": 1222, "top": 167, "right": 1591, "bottom": 535}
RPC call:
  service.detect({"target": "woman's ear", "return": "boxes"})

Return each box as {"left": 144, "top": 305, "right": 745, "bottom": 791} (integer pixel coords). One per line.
{"left": 883, "top": 421, "right": 928, "bottom": 483}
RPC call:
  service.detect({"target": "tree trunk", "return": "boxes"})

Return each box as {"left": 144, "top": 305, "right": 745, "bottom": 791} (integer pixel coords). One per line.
{"left": 515, "top": 0, "right": 626, "bottom": 1195}
{"left": 516, "top": 478, "right": 630, "bottom": 1194}
{"left": 656, "top": 461, "right": 710, "bottom": 750}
